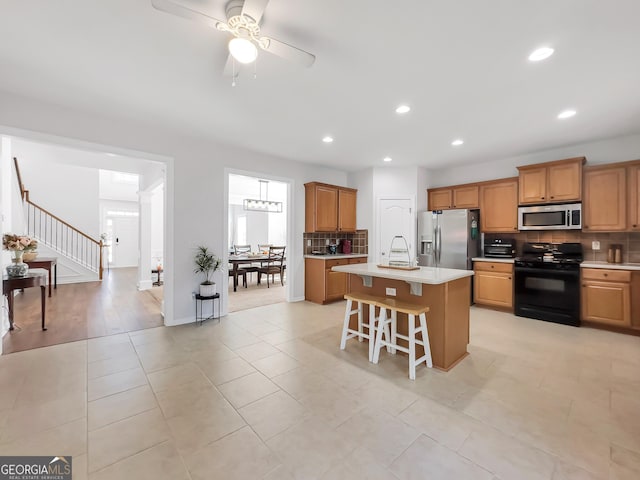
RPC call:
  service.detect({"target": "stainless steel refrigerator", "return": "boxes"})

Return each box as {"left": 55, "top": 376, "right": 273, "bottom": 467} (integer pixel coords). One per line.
{"left": 417, "top": 209, "right": 480, "bottom": 269}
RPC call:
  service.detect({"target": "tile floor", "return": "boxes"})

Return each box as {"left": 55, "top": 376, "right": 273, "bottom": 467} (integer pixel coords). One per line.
{"left": 1, "top": 302, "right": 639, "bottom": 480}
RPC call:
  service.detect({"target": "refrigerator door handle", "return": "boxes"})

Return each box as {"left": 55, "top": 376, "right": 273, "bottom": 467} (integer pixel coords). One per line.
{"left": 434, "top": 224, "right": 442, "bottom": 266}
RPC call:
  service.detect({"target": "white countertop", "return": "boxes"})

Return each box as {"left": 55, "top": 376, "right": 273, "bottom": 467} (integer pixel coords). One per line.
{"left": 581, "top": 261, "right": 640, "bottom": 271}
{"left": 304, "top": 253, "right": 369, "bottom": 260}
{"left": 332, "top": 262, "right": 473, "bottom": 285}
{"left": 472, "top": 257, "right": 515, "bottom": 264}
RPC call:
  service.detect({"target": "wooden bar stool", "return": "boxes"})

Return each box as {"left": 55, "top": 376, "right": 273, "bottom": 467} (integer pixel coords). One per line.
{"left": 372, "top": 299, "right": 432, "bottom": 380}
{"left": 340, "top": 292, "right": 390, "bottom": 362}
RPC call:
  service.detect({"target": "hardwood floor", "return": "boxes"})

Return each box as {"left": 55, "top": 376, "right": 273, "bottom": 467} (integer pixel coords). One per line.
{"left": 2, "top": 267, "right": 163, "bottom": 354}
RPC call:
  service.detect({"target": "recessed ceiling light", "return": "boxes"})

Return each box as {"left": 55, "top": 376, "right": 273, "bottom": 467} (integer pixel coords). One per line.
{"left": 322, "top": 136, "right": 334, "bottom": 143}
{"left": 557, "top": 109, "right": 577, "bottom": 119}
{"left": 451, "top": 139, "right": 464, "bottom": 146}
{"left": 395, "top": 105, "right": 411, "bottom": 114}
{"left": 528, "top": 47, "right": 554, "bottom": 62}
{"left": 383, "top": 157, "right": 392, "bottom": 162}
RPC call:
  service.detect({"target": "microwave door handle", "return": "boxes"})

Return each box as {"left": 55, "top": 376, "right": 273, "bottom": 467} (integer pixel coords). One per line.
{"left": 567, "top": 210, "right": 570, "bottom": 227}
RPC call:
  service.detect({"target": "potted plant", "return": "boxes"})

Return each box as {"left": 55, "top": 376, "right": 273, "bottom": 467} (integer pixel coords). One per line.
{"left": 194, "top": 245, "right": 221, "bottom": 296}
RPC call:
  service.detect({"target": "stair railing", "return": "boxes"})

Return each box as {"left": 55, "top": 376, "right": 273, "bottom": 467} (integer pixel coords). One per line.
{"left": 14, "top": 157, "right": 104, "bottom": 279}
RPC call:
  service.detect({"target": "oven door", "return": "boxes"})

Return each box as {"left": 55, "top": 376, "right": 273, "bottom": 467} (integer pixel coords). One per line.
{"left": 514, "top": 265, "right": 580, "bottom": 326}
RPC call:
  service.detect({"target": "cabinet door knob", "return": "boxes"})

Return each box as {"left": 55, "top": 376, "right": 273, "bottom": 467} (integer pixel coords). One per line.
{"left": 491, "top": 265, "right": 494, "bottom": 268}
{"left": 550, "top": 196, "right": 555, "bottom": 199}
{"left": 582, "top": 284, "right": 586, "bottom": 287}
{"left": 541, "top": 197, "right": 545, "bottom": 199}
{"left": 508, "top": 276, "right": 512, "bottom": 280}
{"left": 604, "top": 273, "right": 608, "bottom": 277}
{"left": 633, "top": 224, "right": 638, "bottom": 228}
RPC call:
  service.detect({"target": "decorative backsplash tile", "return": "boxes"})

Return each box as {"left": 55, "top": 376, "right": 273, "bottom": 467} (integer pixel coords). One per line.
{"left": 303, "top": 229, "right": 368, "bottom": 255}
{"left": 486, "top": 231, "right": 640, "bottom": 263}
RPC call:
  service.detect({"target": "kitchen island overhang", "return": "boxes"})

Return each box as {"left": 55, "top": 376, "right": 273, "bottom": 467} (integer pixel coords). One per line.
{"left": 332, "top": 263, "right": 474, "bottom": 371}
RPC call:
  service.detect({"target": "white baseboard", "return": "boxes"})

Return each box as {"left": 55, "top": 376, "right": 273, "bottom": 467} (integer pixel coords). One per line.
{"left": 137, "top": 280, "right": 153, "bottom": 291}
{"left": 291, "top": 296, "right": 305, "bottom": 302}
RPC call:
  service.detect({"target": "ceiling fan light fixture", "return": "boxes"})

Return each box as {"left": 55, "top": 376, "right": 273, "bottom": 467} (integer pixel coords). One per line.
{"left": 229, "top": 36, "right": 258, "bottom": 64}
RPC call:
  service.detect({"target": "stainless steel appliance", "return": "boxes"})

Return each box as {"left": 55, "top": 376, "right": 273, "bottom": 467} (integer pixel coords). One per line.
{"left": 417, "top": 209, "right": 480, "bottom": 269}
{"left": 518, "top": 203, "right": 582, "bottom": 230}
{"left": 514, "top": 242, "right": 583, "bottom": 326}
{"left": 483, "top": 237, "right": 516, "bottom": 258}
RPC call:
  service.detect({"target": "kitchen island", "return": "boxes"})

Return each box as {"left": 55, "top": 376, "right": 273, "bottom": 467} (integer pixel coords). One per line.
{"left": 332, "top": 263, "right": 474, "bottom": 371}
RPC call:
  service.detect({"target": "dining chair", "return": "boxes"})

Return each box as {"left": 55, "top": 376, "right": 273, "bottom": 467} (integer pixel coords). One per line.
{"left": 257, "top": 246, "right": 286, "bottom": 288}
{"left": 228, "top": 263, "right": 247, "bottom": 289}
{"left": 233, "top": 245, "right": 258, "bottom": 283}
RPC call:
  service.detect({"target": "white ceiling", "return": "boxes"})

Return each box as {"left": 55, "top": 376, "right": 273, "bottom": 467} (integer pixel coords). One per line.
{"left": 1, "top": 0, "right": 639, "bottom": 171}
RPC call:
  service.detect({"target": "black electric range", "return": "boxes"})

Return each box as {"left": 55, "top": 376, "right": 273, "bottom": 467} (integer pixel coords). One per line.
{"left": 514, "top": 243, "right": 583, "bottom": 326}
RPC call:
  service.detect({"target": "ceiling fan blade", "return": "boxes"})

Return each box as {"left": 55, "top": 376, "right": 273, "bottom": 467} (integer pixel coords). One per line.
{"left": 151, "top": 0, "right": 225, "bottom": 29}
{"left": 260, "top": 37, "right": 315, "bottom": 67}
{"left": 241, "top": 0, "right": 269, "bottom": 23}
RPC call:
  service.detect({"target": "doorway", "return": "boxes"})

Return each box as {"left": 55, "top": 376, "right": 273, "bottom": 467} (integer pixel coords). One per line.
{"left": 227, "top": 172, "right": 290, "bottom": 313}
{"left": 376, "top": 196, "right": 415, "bottom": 264}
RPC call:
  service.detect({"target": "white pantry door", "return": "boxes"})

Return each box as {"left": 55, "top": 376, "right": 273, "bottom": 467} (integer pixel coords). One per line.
{"left": 377, "top": 197, "right": 415, "bottom": 264}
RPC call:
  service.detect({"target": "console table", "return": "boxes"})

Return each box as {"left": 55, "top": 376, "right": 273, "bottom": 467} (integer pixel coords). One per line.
{"left": 24, "top": 257, "right": 57, "bottom": 297}
{"left": 2, "top": 270, "right": 48, "bottom": 331}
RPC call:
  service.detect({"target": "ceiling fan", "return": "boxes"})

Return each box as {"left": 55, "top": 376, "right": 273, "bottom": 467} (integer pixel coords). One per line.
{"left": 151, "top": 0, "right": 316, "bottom": 76}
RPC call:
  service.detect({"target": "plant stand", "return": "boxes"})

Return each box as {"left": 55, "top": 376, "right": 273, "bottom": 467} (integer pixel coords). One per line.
{"left": 194, "top": 292, "right": 220, "bottom": 325}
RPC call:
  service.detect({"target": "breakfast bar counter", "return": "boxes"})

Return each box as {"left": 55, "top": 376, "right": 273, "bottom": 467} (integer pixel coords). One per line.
{"left": 332, "top": 263, "right": 474, "bottom": 371}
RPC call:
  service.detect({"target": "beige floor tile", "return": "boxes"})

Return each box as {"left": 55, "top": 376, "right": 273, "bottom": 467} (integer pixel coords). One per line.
{"left": 166, "top": 401, "right": 246, "bottom": 455}
{"left": 129, "top": 327, "right": 175, "bottom": 347}
{"left": 88, "top": 384, "right": 158, "bottom": 431}
{"left": 272, "top": 366, "right": 342, "bottom": 400}
{"left": 88, "top": 408, "right": 171, "bottom": 472}
{"left": 73, "top": 454, "right": 88, "bottom": 480}
{"left": 389, "top": 434, "right": 494, "bottom": 480}
{"left": 88, "top": 340, "right": 135, "bottom": 363}
{"left": 146, "top": 362, "right": 211, "bottom": 392}
{"left": 217, "top": 371, "right": 280, "bottom": 408}
{"left": 88, "top": 351, "right": 141, "bottom": 379}
{"left": 319, "top": 446, "right": 401, "bottom": 480}
{"left": 198, "top": 356, "right": 257, "bottom": 385}
{"left": 251, "top": 351, "right": 300, "bottom": 378}
{"left": 134, "top": 344, "right": 191, "bottom": 373}
{"left": 458, "top": 425, "right": 556, "bottom": 480}
{"left": 88, "top": 367, "right": 148, "bottom": 401}
{"left": 552, "top": 421, "right": 611, "bottom": 479}
{"left": 155, "top": 381, "right": 228, "bottom": 419}
{"left": 15, "top": 369, "right": 87, "bottom": 407}
{"left": 297, "top": 384, "right": 366, "bottom": 428}
{"left": 0, "top": 417, "right": 87, "bottom": 456}
{"left": 234, "top": 341, "right": 282, "bottom": 362}
{"left": 1, "top": 390, "right": 86, "bottom": 444}
{"left": 399, "top": 396, "right": 480, "bottom": 451}
{"left": 238, "top": 390, "right": 308, "bottom": 441}
{"left": 89, "top": 441, "right": 190, "bottom": 480}
{"left": 190, "top": 344, "right": 238, "bottom": 365}
{"left": 552, "top": 460, "right": 605, "bottom": 480}
{"left": 266, "top": 416, "right": 358, "bottom": 480}
{"left": 185, "top": 426, "right": 279, "bottom": 480}
{"left": 351, "top": 378, "right": 419, "bottom": 417}
{"left": 260, "top": 329, "right": 299, "bottom": 345}
{"left": 335, "top": 408, "right": 421, "bottom": 467}
{"left": 262, "top": 464, "right": 296, "bottom": 480}
{"left": 611, "top": 443, "right": 640, "bottom": 475}
{"left": 218, "top": 331, "right": 263, "bottom": 350}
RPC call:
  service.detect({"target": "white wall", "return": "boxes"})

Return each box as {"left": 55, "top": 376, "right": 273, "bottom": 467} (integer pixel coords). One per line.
{"left": 429, "top": 133, "right": 640, "bottom": 187}
{"left": 16, "top": 151, "right": 100, "bottom": 238}
{"left": 99, "top": 170, "right": 139, "bottom": 202}
{"left": 0, "top": 90, "right": 348, "bottom": 324}
{"left": 150, "top": 185, "right": 164, "bottom": 267}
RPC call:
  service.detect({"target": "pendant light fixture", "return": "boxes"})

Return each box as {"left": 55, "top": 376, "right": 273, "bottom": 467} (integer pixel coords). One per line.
{"left": 243, "top": 179, "right": 282, "bottom": 212}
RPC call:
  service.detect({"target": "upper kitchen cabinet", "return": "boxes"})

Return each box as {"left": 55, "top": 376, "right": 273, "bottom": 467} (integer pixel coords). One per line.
{"left": 583, "top": 165, "right": 627, "bottom": 231}
{"left": 628, "top": 163, "right": 640, "bottom": 231}
{"left": 428, "top": 184, "right": 478, "bottom": 210}
{"left": 517, "top": 157, "right": 584, "bottom": 205}
{"left": 480, "top": 178, "right": 519, "bottom": 233}
{"left": 305, "top": 182, "right": 357, "bottom": 232}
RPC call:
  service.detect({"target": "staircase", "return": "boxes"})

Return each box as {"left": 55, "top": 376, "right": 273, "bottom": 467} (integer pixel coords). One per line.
{"left": 14, "top": 157, "right": 105, "bottom": 280}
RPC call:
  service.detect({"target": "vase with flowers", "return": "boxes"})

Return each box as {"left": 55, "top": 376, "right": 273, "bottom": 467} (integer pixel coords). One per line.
{"left": 194, "top": 245, "right": 221, "bottom": 296}
{"left": 3, "top": 233, "right": 38, "bottom": 277}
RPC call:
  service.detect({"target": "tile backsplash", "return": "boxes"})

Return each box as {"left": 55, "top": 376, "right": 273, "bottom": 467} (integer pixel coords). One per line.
{"left": 303, "top": 230, "right": 368, "bottom": 255}
{"left": 485, "top": 231, "right": 640, "bottom": 263}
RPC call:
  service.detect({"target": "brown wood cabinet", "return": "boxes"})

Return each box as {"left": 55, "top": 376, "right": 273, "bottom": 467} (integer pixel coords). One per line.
{"left": 628, "top": 164, "right": 640, "bottom": 231}
{"left": 517, "top": 157, "right": 584, "bottom": 205}
{"left": 473, "top": 262, "right": 513, "bottom": 309}
{"left": 305, "top": 182, "right": 357, "bottom": 233}
{"left": 428, "top": 185, "right": 479, "bottom": 210}
{"left": 305, "top": 256, "right": 367, "bottom": 304}
{"left": 583, "top": 166, "right": 627, "bottom": 232}
{"left": 479, "top": 178, "right": 519, "bottom": 233}
{"left": 581, "top": 268, "right": 631, "bottom": 326}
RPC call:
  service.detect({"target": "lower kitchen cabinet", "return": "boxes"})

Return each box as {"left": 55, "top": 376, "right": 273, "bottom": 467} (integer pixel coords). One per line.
{"left": 473, "top": 262, "right": 513, "bottom": 309}
{"left": 581, "top": 268, "right": 631, "bottom": 326}
{"left": 305, "top": 256, "right": 367, "bottom": 304}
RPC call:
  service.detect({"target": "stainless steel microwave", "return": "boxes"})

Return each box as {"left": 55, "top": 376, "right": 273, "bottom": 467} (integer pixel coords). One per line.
{"left": 518, "top": 203, "right": 582, "bottom": 230}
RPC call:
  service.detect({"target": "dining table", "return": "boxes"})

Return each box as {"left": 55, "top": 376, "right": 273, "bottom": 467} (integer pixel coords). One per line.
{"left": 228, "top": 254, "right": 269, "bottom": 292}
